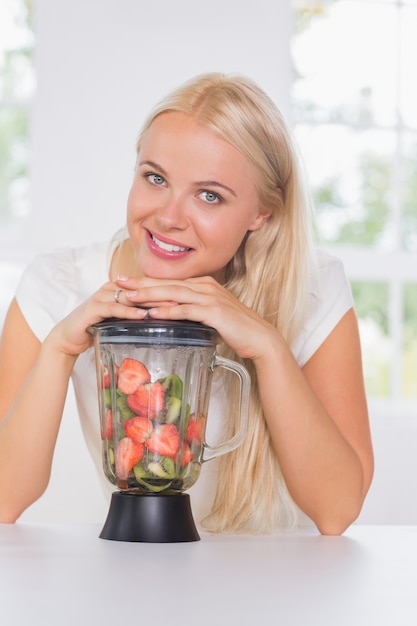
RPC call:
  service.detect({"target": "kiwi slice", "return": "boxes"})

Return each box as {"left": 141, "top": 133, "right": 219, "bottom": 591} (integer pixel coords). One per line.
{"left": 133, "top": 458, "right": 175, "bottom": 492}
{"left": 147, "top": 456, "right": 176, "bottom": 479}
{"left": 132, "top": 461, "right": 153, "bottom": 480}
{"left": 133, "top": 455, "right": 176, "bottom": 480}
{"left": 164, "top": 396, "right": 182, "bottom": 424}
{"left": 103, "top": 389, "right": 112, "bottom": 408}
{"left": 134, "top": 476, "right": 173, "bottom": 493}
{"left": 116, "top": 391, "right": 136, "bottom": 421}
{"left": 160, "top": 373, "right": 183, "bottom": 400}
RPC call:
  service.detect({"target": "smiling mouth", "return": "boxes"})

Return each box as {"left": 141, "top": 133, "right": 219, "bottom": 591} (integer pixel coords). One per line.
{"left": 151, "top": 233, "right": 192, "bottom": 253}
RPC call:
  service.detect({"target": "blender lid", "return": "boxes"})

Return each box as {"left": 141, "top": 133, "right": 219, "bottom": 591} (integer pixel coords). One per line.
{"left": 88, "top": 319, "right": 218, "bottom": 346}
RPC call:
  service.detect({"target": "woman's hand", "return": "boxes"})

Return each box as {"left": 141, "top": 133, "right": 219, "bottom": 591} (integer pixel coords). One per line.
{"left": 114, "top": 275, "right": 278, "bottom": 361}
{"left": 49, "top": 279, "right": 152, "bottom": 357}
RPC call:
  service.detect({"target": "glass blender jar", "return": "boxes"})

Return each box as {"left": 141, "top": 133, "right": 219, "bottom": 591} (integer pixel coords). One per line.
{"left": 89, "top": 319, "right": 250, "bottom": 542}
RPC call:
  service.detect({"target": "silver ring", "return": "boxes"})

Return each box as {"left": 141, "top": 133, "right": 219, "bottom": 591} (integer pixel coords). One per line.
{"left": 114, "top": 288, "right": 122, "bottom": 303}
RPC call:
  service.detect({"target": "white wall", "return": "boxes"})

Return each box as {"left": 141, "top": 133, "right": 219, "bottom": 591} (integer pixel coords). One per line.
{"left": 26, "top": 0, "right": 291, "bottom": 251}
{"left": 20, "top": 0, "right": 292, "bottom": 523}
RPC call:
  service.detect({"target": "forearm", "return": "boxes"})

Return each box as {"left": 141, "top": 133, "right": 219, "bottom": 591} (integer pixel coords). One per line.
{"left": 0, "top": 335, "right": 77, "bottom": 522}
{"left": 254, "top": 334, "right": 366, "bottom": 535}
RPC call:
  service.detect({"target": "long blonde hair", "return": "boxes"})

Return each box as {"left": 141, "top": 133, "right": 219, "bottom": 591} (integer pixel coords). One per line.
{"left": 136, "top": 73, "right": 317, "bottom": 532}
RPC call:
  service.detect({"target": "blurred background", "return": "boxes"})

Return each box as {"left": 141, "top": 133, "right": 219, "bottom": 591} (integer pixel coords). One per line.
{"left": 1, "top": 0, "right": 416, "bottom": 525}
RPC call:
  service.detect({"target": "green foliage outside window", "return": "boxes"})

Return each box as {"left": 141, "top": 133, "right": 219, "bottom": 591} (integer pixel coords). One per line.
{"left": 0, "top": 0, "right": 35, "bottom": 227}
{"left": 313, "top": 152, "right": 392, "bottom": 247}
{"left": 292, "top": 0, "right": 417, "bottom": 400}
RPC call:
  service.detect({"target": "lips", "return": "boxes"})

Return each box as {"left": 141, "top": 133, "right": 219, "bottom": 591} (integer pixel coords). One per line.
{"left": 146, "top": 230, "right": 193, "bottom": 258}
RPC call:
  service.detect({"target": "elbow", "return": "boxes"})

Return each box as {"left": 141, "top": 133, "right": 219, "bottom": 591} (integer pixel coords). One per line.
{"left": 316, "top": 465, "right": 373, "bottom": 536}
{"left": 0, "top": 494, "right": 20, "bottom": 523}
{"left": 0, "top": 484, "right": 47, "bottom": 524}
{"left": 316, "top": 518, "right": 355, "bottom": 536}
{"left": 0, "top": 497, "right": 24, "bottom": 523}
{"left": 0, "top": 511, "right": 20, "bottom": 524}
{"left": 315, "top": 500, "right": 364, "bottom": 536}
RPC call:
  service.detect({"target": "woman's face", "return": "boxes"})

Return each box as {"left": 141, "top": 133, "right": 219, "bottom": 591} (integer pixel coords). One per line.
{"left": 126, "top": 111, "right": 270, "bottom": 280}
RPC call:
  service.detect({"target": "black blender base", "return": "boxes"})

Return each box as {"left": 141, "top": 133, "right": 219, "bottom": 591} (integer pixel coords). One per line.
{"left": 99, "top": 492, "right": 201, "bottom": 543}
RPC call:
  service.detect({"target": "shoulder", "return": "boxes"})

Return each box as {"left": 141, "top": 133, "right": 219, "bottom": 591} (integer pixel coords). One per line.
{"left": 18, "top": 238, "right": 112, "bottom": 297}
{"left": 313, "top": 248, "right": 351, "bottom": 300}
{"left": 15, "top": 233, "right": 122, "bottom": 340}
{"left": 41, "top": 238, "right": 116, "bottom": 290}
{"left": 292, "top": 249, "right": 354, "bottom": 366}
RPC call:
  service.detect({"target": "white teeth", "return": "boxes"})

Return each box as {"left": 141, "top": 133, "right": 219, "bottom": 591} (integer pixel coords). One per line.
{"left": 152, "top": 234, "right": 190, "bottom": 253}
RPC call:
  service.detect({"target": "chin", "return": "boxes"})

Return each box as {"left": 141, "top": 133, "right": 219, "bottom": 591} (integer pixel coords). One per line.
{"left": 142, "top": 265, "right": 192, "bottom": 280}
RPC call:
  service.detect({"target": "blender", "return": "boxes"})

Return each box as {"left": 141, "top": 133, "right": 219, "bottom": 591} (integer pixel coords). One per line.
{"left": 88, "top": 319, "right": 250, "bottom": 542}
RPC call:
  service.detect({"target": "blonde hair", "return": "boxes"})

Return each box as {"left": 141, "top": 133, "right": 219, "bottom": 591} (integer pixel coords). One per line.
{"left": 136, "top": 73, "right": 317, "bottom": 532}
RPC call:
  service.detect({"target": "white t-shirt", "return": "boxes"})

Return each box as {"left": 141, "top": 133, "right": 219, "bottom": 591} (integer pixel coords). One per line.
{"left": 15, "top": 233, "right": 353, "bottom": 524}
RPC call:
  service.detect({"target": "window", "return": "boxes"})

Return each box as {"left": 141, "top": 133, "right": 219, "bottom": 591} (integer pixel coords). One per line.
{"left": 291, "top": 0, "right": 417, "bottom": 416}
{"left": 0, "top": 0, "right": 35, "bottom": 324}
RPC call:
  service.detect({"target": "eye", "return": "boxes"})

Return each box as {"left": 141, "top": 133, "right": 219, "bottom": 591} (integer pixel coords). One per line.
{"left": 146, "top": 173, "right": 166, "bottom": 186}
{"left": 199, "top": 190, "right": 222, "bottom": 204}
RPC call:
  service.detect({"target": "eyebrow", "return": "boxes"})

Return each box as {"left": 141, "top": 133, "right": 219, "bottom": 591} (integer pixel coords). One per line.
{"left": 139, "top": 160, "right": 168, "bottom": 176}
{"left": 196, "top": 180, "right": 237, "bottom": 197}
{"left": 138, "top": 160, "right": 237, "bottom": 197}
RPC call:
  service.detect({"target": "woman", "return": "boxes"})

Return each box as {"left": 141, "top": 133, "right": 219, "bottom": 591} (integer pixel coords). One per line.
{"left": 0, "top": 73, "right": 373, "bottom": 534}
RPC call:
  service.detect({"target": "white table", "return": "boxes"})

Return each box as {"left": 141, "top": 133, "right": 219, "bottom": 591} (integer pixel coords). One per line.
{"left": 0, "top": 523, "right": 416, "bottom": 626}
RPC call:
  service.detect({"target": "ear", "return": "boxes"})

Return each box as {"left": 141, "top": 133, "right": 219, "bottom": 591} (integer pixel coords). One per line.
{"left": 247, "top": 207, "right": 272, "bottom": 232}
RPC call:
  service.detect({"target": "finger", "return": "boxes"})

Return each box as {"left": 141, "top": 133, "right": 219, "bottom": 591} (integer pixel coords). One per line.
{"left": 146, "top": 303, "right": 209, "bottom": 325}
{"left": 130, "top": 283, "right": 209, "bottom": 307}
{"left": 113, "top": 287, "right": 123, "bottom": 304}
{"left": 91, "top": 283, "right": 150, "bottom": 320}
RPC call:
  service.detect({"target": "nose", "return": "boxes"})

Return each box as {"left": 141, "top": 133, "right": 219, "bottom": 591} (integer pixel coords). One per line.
{"left": 156, "top": 193, "right": 189, "bottom": 229}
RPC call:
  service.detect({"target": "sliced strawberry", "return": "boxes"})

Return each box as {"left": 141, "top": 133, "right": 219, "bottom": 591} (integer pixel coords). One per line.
{"left": 117, "top": 358, "right": 151, "bottom": 395}
{"left": 115, "top": 437, "right": 144, "bottom": 479}
{"left": 102, "top": 363, "right": 119, "bottom": 389}
{"left": 124, "top": 416, "right": 153, "bottom": 444}
{"left": 177, "top": 441, "right": 194, "bottom": 467}
{"left": 102, "top": 364, "right": 111, "bottom": 389}
{"left": 101, "top": 363, "right": 119, "bottom": 389}
{"left": 186, "top": 414, "right": 204, "bottom": 444}
{"left": 101, "top": 408, "right": 113, "bottom": 440}
{"left": 127, "top": 381, "right": 165, "bottom": 419}
{"left": 146, "top": 423, "right": 180, "bottom": 458}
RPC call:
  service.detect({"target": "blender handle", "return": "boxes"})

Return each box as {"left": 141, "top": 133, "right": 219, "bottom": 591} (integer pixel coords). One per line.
{"left": 201, "top": 355, "right": 250, "bottom": 462}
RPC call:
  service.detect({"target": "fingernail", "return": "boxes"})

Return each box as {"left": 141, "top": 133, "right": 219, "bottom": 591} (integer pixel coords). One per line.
{"left": 127, "top": 290, "right": 137, "bottom": 297}
{"left": 117, "top": 274, "right": 130, "bottom": 281}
